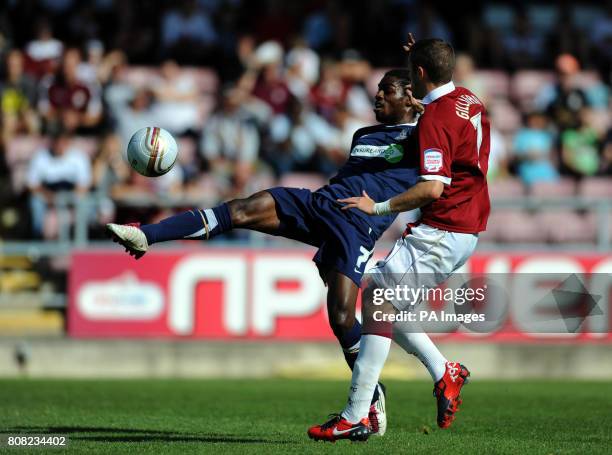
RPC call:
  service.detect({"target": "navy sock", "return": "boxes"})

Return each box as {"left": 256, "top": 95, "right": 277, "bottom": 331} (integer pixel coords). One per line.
{"left": 338, "top": 320, "right": 380, "bottom": 403}
{"left": 340, "top": 320, "right": 362, "bottom": 370}
{"left": 141, "top": 203, "right": 233, "bottom": 245}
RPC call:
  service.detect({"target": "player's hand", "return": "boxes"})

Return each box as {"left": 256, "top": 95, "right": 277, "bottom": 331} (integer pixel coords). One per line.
{"left": 403, "top": 32, "right": 416, "bottom": 53}
{"left": 338, "top": 190, "right": 375, "bottom": 215}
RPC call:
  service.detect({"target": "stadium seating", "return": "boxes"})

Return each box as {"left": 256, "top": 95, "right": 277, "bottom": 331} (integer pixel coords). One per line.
{"left": 529, "top": 179, "right": 576, "bottom": 199}
{"left": 536, "top": 211, "right": 597, "bottom": 243}
{"left": 578, "top": 177, "right": 612, "bottom": 199}
{"left": 483, "top": 209, "right": 545, "bottom": 243}
{"left": 488, "top": 178, "right": 525, "bottom": 200}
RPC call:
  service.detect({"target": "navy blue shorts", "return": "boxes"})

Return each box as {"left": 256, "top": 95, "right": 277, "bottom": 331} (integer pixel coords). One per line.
{"left": 267, "top": 187, "right": 376, "bottom": 286}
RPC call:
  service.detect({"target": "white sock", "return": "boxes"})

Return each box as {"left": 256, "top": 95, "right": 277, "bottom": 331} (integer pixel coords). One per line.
{"left": 342, "top": 334, "right": 391, "bottom": 423}
{"left": 393, "top": 323, "right": 447, "bottom": 382}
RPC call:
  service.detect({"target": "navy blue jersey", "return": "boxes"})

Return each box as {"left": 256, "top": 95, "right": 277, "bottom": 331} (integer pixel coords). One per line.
{"left": 315, "top": 122, "right": 419, "bottom": 238}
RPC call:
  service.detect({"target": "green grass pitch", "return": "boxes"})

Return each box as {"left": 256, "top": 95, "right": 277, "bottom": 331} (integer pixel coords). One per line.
{"left": 0, "top": 379, "right": 610, "bottom": 454}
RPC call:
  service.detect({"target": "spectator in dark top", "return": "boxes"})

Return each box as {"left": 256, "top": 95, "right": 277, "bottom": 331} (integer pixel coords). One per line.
{"left": 39, "top": 48, "right": 102, "bottom": 133}
{"left": 590, "top": 1, "right": 612, "bottom": 84}
{"left": 501, "top": 9, "right": 546, "bottom": 69}
{"left": 1, "top": 49, "right": 40, "bottom": 141}
{"left": 600, "top": 127, "right": 612, "bottom": 175}
{"left": 536, "top": 54, "right": 590, "bottom": 131}
{"left": 161, "top": 0, "right": 218, "bottom": 64}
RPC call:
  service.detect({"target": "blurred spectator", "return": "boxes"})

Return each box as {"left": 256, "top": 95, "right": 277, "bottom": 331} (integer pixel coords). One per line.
{"left": 39, "top": 0, "right": 75, "bottom": 16}
{"left": 251, "top": 42, "right": 290, "bottom": 114}
{"left": 106, "top": 87, "right": 159, "bottom": 148}
{"left": 1, "top": 49, "right": 39, "bottom": 141}
{"left": 535, "top": 54, "right": 590, "bottom": 131}
{"left": 92, "top": 133, "right": 129, "bottom": 229}
{"left": 39, "top": 48, "right": 102, "bottom": 133}
{"left": 151, "top": 60, "right": 201, "bottom": 134}
{"left": 76, "top": 40, "right": 104, "bottom": 85}
{"left": 302, "top": 1, "right": 338, "bottom": 50}
{"left": 501, "top": 9, "right": 546, "bottom": 69}
{"left": 201, "top": 85, "right": 260, "bottom": 194}
{"left": 337, "top": 51, "right": 374, "bottom": 122}
{"left": 310, "top": 60, "right": 347, "bottom": 123}
{"left": 512, "top": 112, "right": 559, "bottom": 186}
{"left": 488, "top": 126, "right": 509, "bottom": 181}
{"left": 27, "top": 129, "right": 91, "bottom": 238}
{"left": 590, "top": 1, "right": 612, "bottom": 83}
{"left": 286, "top": 37, "right": 320, "bottom": 101}
{"left": 454, "top": 53, "right": 487, "bottom": 102}
{"left": 560, "top": 109, "right": 601, "bottom": 178}
{"left": 402, "top": 3, "right": 452, "bottom": 44}
{"left": 268, "top": 96, "right": 341, "bottom": 176}
{"left": 333, "top": 104, "right": 369, "bottom": 154}
{"left": 253, "top": 0, "right": 295, "bottom": 44}
{"left": 217, "top": 34, "right": 256, "bottom": 82}
{"left": 25, "top": 19, "right": 63, "bottom": 78}
{"left": 92, "top": 133, "right": 129, "bottom": 197}
{"left": 161, "top": 0, "right": 218, "bottom": 64}
{"left": 111, "top": 168, "right": 184, "bottom": 209}
{"left": 601, "top": 128, "right": 612, "bottom": 175}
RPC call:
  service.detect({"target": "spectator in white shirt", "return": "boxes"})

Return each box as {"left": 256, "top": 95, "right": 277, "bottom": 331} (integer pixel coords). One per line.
{"left": 201, "top": 85, "right": 260, "bottom": 195}
{"left": 27, "top": 129, "right": 92, "bottom": 238}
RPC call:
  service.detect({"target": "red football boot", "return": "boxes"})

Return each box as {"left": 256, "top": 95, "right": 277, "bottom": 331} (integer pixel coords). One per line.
{"left": 433, "top": 362, "right": 470, "bottom": 429}
{"left": 307, "top": 414, "right": 370, "bottom": 442}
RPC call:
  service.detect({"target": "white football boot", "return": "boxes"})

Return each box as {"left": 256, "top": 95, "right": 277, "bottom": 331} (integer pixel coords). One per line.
{"left": 369, "top": 382, "right": 387, "bottom": 436}
{"left": 106, "top": 223, "right": 148, "bottom": 259}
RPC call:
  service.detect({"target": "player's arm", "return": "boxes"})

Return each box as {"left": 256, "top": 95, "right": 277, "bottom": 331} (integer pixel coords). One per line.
{"left": 338, "top": 181, "right": 442, "bottom": 215}
{"left": 340, "top": 113, "right": 450, "bottom": 215}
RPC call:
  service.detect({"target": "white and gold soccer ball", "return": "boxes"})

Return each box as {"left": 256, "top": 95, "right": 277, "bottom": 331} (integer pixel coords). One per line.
{"left": 127, "top": 127, "right": 178, "bottom": 177}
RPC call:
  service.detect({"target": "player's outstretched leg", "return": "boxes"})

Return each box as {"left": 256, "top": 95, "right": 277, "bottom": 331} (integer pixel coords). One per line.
{"left": 106, "top": 191, "right": 280, "bottom": 259}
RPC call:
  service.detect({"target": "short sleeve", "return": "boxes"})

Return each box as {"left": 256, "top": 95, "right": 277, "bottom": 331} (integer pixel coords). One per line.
{"left": 417, "top": 114, "right": 452, "bottom": 185}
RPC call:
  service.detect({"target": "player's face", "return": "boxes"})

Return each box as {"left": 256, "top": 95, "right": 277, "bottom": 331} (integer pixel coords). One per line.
{"left": 374, "top": 77, "right": 418, "bottom": 124}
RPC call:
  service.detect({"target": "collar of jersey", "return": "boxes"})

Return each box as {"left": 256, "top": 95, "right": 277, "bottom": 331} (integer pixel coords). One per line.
{"left": 384, "top": 120, "right": 418, "bottom": 127}
{"left": 422, "top": 81, "right": 456, "bottom": 105}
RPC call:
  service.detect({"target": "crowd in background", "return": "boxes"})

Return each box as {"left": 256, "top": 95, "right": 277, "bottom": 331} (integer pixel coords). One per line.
{"left": 0, "top": 0, "right": 610, "bottom": 241}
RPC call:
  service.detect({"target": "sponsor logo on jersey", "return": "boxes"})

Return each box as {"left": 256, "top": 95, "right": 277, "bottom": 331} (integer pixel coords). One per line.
{"left": 423, "top": 148, "right": 443, "bottom": 172}
{"left": 351, "top": 144, "right": 404, "bottom": 163}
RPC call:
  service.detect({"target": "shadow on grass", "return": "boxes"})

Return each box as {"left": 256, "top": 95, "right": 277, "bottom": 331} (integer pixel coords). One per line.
{"left": 4, "top": 426, "right": 289, "bottom": 444}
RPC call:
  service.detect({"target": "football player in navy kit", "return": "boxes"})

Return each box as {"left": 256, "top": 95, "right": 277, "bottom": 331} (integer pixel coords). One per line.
{"left": 106, "top": 69, "right": 423, "bottom": 435}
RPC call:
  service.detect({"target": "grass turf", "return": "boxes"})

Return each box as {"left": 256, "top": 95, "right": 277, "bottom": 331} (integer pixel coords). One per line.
{"left": 0, "top": 379, "right": 610, "bottom": 454}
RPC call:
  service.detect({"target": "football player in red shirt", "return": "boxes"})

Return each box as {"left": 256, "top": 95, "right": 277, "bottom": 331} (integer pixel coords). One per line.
{"left": 308, "top": 36, "right": 490, "bottom": 442}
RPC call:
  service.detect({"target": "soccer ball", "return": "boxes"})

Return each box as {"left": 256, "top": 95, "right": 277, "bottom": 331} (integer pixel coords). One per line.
{"left": 127, "top": 127, "right": 178, "bottom": 177}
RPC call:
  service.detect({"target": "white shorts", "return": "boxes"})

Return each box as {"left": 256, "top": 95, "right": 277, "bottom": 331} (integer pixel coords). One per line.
{"left": 368, "top": 224, "right": 478, "bottom": 310}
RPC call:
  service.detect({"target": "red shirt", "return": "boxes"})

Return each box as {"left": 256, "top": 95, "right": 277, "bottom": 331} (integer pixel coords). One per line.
{"left": 48, "top": 82, "right": 90, "bottom": 112}
{"left": 417, "top": 83, "right": 490, "bottom": 233}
